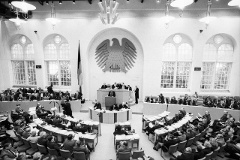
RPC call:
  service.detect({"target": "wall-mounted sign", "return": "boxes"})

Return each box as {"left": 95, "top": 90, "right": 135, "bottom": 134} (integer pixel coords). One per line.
{"left": 36, "top": 65, "right": 42, "bottom": 69}
{"left": 194, "top": 67, "right": 201, "bottom": 71}
{"left": 95, "top": 38, "right": 137, "bottom": 73}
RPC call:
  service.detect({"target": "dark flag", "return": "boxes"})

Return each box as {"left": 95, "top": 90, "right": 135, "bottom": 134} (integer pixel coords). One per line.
{"left": 77, "top": 41, "right": 83, "bottom": 95}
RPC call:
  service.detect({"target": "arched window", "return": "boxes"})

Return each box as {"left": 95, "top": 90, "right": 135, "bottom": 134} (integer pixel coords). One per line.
{"left": 201, "top": 34, "right": 233, "bottom": 90}
{"left": 161, "top": 34, "right": 193, "bottom": 88}
{"left": 44, "top": 34, "right": 71, "bottom": 86}
{"left": 11, "top": 35, "right": 36, "bottom": 85}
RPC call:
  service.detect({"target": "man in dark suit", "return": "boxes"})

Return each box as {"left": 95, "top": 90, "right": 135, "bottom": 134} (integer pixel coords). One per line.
{"left": 47, "top": 83, "right": 54, "bottom": 94}
{"left": 153, "top": 134, "right": 179, "bottom": 151}
{"left": 94, "top": 102, "right": 102, "bottom": 110}
{"left": 159, "top": 93, "right": 165, "bottom": 103}
{"left": 47, "top": 136, "right": 61, "bottom": 152}
{"left": 108, "top": 90, "right": 116, "bottom": 97}
{"left": 170, "top": 147, "right": 194, "bottom": 160}
{"left": 73, "top": 123, "right": 89, "bottom": 134}
{"left": 193, "top": 145, "right": 205, "bottom": 160}
{"left": 64, "top": 99, "right": 73, "bottom": 118}
{"left": 134, "top": 86, "right": 139, "bottom": 104}
{"left": 37, "top": 131, "right": 48, "bottom": 147}
{"left": 101, "top": 83, "right": 108, "bottom": 89}
{"left": 63, "top": 134, "right": 76, "bottom": 152}
{"left": 73, "top": 140, "right": 90, "bottom": 158}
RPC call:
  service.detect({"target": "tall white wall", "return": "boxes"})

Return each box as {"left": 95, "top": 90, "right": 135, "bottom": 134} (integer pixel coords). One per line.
{"left": 0, "top": 15, "right": 239, "bottom": 100}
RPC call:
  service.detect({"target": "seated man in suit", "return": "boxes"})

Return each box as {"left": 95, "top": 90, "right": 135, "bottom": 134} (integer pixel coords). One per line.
{"left": 117, "top": 141, "right": 131, "bottom": 157}
{"left": 158, "top": 93, "right": 165, "bottom": 103}
{"left": 108, "top": 90, "right": 116, "bottom": 97}
{"left": 73, "top": 140, "right": 90, "bottom": 159}
{"left": 63, "top": 134, "right": 76, "bottom": 153}
{"left": 153, "top": 133, "right": 179, "bottom": 151}
{"left": 113, "top": 125, "right": 128, "bottom": 136}
{"left": 170, "top": 147, "right": 194, "bottom": 160}
{"left": 144, "top": 120, "right": 164, "bottom": 136}
{"left": 47, "top": 136, "right": 61, "bottom": 153}
{"left": 36, "top": 103, "right": 50, "bottom": 119}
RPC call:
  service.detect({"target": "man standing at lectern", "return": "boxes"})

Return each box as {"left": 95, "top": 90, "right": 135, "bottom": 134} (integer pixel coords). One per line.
{"left": 135, "top": 86, "right": 139, "bottom": 104}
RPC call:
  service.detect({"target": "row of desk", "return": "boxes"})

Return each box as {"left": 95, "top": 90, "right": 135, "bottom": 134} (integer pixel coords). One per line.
{"left": 0, "top": 100, "right": 81, "bottom": 113}
{"left": 143, "top": 102, "right": 240, "bottom": 121}
{"left": 31, "top": 119, "right": 98, "bottom": 151}
{"left": 89, "top": 107, "right": 132, "bottom": 124}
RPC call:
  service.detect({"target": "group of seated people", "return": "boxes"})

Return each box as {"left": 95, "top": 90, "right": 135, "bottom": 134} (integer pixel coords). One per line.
{"left": 143, "top": 107, "right": 240, "bottom": 160}
{"left": 0, "top": 87, "right": 83, "bottom": 102}
{"left": 143, "top": 108, "right": 188, "bottom": 136}
{"left": 5, "top": 120, "right": 92, "bottom": 160}
{"left": 145, "top": 93, "right": 199, "bottom": 106}
{"left": 101, "top": 82, "right": 132, "bottom": 91}
{"left": 203, "top": 96, "right": 240, "bottom": 109}
{"left": 94, "top": 101, "right": 130, "bottom": 111}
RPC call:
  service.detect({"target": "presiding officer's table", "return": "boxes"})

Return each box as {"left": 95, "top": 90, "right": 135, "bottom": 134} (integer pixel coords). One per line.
{"left": 89, "top": 107, "right": 132, "bottom": 124}
{"left": 97, "top": 89, "right": 130, "bottom": 108}
{"left": 0, "top": 100, "right": 81, "bottom": 112}
{"left": 143, "top": 102, "right": 240, "bottom": 121}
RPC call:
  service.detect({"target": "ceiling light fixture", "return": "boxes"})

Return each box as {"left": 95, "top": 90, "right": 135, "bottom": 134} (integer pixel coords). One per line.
{"left": 170, "top": 0, "right": 194, "bottom": 10}
{"left": 160, "top": 0, "right": 175, "bottom": 27}
{"left": 199, "top": 0, "right": 216, "bottom": 28}
{"left": 11, "top": 0, "right": 36, "bottom": 13}
{"left": 98, "top": 0, "right": 119, "bottom": 25}
{"left": 228, "top": 0, "right": 240, "bottom": 7}
{"left": 59, "top": 1, "right": 62, "bottom": 4}
{"left": 73, "top": 0, "right": 75, "bottom": 4}
{"left": 9, "top": 11, "right": 26, "bottom": 27}
{"left": 46, "top": 3, "right": 60, "bottom": 29}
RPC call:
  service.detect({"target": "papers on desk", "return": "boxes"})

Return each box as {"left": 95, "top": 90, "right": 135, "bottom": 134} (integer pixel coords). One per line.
{"left": 115, "top": 121, "right": 131, "bottom": 126}
{"left": 154, "top": 114, "right": 193, "bottom": 136}
{"left": 115, "top": 134, "right": 140, "bottom": 141}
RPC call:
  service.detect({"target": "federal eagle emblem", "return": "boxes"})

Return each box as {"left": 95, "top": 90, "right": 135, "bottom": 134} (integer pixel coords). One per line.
{"left": 95, "top": 38, "right": 137, "bottom": 73}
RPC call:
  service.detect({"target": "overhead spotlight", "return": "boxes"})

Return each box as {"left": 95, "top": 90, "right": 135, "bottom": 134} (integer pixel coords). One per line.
{"left": 73, "top": 0, "right": 75, "bottom": 4}
{"left": 46, "top": 1, "right": 49, "bottom": 5}
{"left": 127, "top": 0, "right": 129, "bottom": 2}
{"left": 59, "top": 1, "right": 62, "bottom": 4}
{"left": 141, "top": 0, "right": 144, "bottom": 3}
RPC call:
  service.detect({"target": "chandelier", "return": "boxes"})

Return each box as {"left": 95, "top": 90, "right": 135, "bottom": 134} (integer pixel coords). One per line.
{"left": 9, "top": 11, "right": 26, "bottom": 27}
{"left": 46, "top": 3, "right": 61, "bottom": 29}
{"left": 199, "top": 0, "right": 216, "bottom": 27}
{"left": 11, "top": 0, "right": 36, "bottom": 13}
{"left": 170, "top": 0, "right": 194, "bottom": 10}
{"left": 160, "top": 0, "right": 175, "bottom": 26}
{"left": 228, "top": 0, "right": 240, "bottom": 7}
{"left": 98, "top": 0, "right": 119, "bottom": 25}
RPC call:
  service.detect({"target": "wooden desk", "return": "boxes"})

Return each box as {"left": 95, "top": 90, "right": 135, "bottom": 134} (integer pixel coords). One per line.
{"left": 32, "top": 119, "right": 98, "bottom": 151}
{"left": 97, "top": 89, "right": 130, "bottom": 108}
{"left": 89, "top": 107, "right": 132, "bottom": 124}
{"left": 105, "top": 97, "right": 116, "bottom": 110}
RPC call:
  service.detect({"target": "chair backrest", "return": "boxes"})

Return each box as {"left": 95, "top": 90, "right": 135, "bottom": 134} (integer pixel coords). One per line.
{"left": 60, "top": 149, "right": 72, "bottom": 159}
{"left": 118, "top": 152, "right": 131, "bottom": 160}
{"left": 29, "top": 142, "right": 38, "bottom": 150}
{"left": 47, "top": 147, "right": 59, "bottom": 156}
{"left": 197, "top": 157, "right": 206, "bottom": 160}
{"left": 132, "top": 150, "right": 144, "bottom": 159}
{"left": 168, "top": 143, "right": 178, "bottom": 154}
{"left": 194, "top": 133, "right": 201, "bottom": 143}
{"left": 22, "top": 138, "right": 30, "bottom": 147}
{"left": 177, "top": 140, "right": 187, "bottom": 152}
{"left": 211, "top": 147, "right": 220, "bottom": 159}
{"left": 186, "top": 137, "right": 195, "bottom": 147}
{"left": 205, "top": 151, "right": 213, "bottom": 160}
{"left": 37, "top": 144, "right": 48, "bottom": 154}
{"left": 73, "top": 151, "right": 87, "bottom": 160}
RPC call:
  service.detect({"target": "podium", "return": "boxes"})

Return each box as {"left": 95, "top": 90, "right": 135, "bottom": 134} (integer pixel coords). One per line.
{"left": 105, "top": 97, "right": 116, "bottom": 110}
{"left": 97, "top": 89, "right": 130, "bottom": 108}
